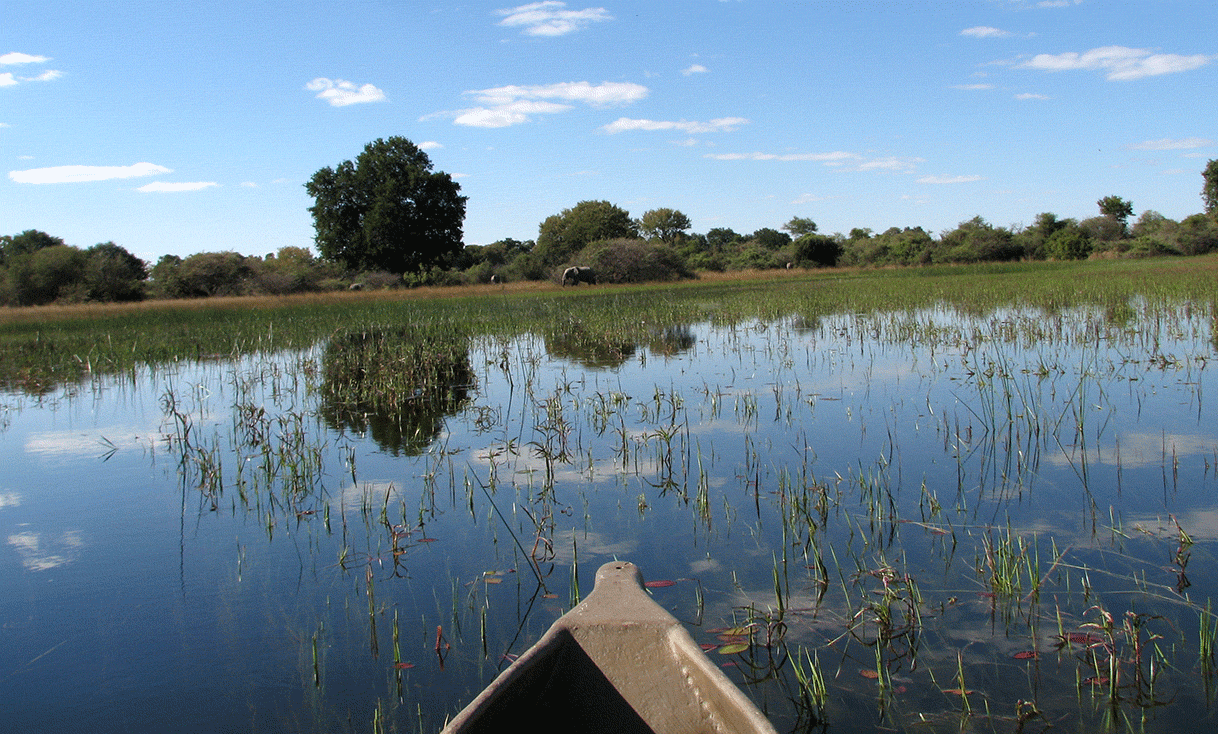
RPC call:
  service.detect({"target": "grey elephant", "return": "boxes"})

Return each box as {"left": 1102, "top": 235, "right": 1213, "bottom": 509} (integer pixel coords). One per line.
{"left": 562, "top": 266, "right": 597, "bottom": 286}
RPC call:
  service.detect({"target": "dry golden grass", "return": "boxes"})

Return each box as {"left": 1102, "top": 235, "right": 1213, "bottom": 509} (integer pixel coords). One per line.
{"left": 0, "top": 269, "right": 842, "bottom": 326}
{"left": 4, "top": 254, "right": 1216, "bottom": 327}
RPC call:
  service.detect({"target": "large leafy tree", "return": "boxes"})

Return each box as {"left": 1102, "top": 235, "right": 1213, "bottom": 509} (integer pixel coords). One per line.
{"left": 782, "top": 216, "right": 818, "bottom": 238}
{"left": 1, "top": 229, "right": 65, "bottom": 266}
{"left": 534, "top": 200, "right": 637, "bottom": 267}
{"left": 1097, "top": 195, "right": 1134, "bottom": 236}
{"left": 305, "top": 137, "right": 466, "bottom": 274}
{"left": 1203, "top": 159, "right": 1218, "bottom": 218}
{"left": 638, "top": 208, "right": 691, "bottom": 245}
{"left": 85, "top": 242, "right": 147, "bottom": 302}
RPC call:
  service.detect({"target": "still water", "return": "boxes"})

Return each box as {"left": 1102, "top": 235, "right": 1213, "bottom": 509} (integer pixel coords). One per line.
{"left": 2, "top": 302, "right": 1216, "bottom": 733}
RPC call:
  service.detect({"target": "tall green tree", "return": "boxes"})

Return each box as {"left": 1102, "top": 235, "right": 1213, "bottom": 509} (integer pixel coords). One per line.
{"left": 704, "top": 228, "right": 742, "bottom": 250}
{"left": 749, "top": 228, "right": 791, "bottom": 251}
{"left": 305, "top": 137, "right": 466, "bottom": 274}
{"left": 638, "top": 208, "right": 691, "bottom": 245}
{"left": 1097, "top": 195, "right": 1134, "bottom": 230}
{"left": 534, "top": 200, "right": 637, "bottom": 267}
{"left": 85, "top": 242, "right": 147, "bottom": 302}
{"left": 782, "top": 216, "right": 818, "bottom": 238}
{"left": 8, "top": 245, "right": 88, "bottom": 305}
{"left": 1203, "top": 159, "right": 1218, "bottom": 218}
{"left": 1, "top": 230, "right": 65, "bottom": 266}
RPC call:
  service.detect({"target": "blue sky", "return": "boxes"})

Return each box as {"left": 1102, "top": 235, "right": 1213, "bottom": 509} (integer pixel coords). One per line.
{"left": 3, "top": 1, "right": 1215, "bottom": 263}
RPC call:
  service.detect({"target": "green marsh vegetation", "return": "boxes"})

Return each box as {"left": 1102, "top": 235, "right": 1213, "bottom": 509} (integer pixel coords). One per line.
{"left": 2, "top": 255, "right": 1218, "bottom": 733}
{"left": 3, "top": 256, "right": 1216, "bottom": 391}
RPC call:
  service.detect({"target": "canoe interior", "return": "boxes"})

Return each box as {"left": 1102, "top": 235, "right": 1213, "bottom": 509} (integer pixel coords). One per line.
{"left": 441, "top": 562, "right": 777, "bottom": 734}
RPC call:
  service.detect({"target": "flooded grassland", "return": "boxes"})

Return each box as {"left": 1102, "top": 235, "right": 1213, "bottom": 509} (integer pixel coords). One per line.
{"left": 2, "top": 260, "right": 1218, "bottom": 733}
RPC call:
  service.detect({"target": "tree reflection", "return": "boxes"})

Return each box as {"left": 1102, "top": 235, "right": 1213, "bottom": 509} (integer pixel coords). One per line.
{"left": 545, "top": 323, "right": 696, "bottom": 368}
{"left": 318, "top": 325, "right": 474, "bottom": 455}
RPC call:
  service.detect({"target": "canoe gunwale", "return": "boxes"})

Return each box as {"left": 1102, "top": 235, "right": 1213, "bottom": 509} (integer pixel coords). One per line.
{"left": 440, "top": 561, "right": 778, "bottom": 734}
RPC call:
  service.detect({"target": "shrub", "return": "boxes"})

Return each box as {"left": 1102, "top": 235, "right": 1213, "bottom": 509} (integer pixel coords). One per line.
{"left": 8, "top": 245, "right": 89, "bottom": 305}
{"left": 576, "top": 239, "right": 693, "bottom": 284}
{"left": 1175, "top": 214, "right": 1218, "bottom": 256}
{"left": 1044, "top": 228, "right": 1093, "bottom": 261}
{"left": 725, "top": 242, "right": 787, "bottom": 270}
{"left": 1079, "top": 216, "right": 1127, "bottom": 243}
{"left": 173, "top": 251, "right": 253, "bottom": 298}
{"left": 935, "top": 217, "right": 1020, "bottom": 263}
{"left": 792, "top": 234, "right": 844, "bottom": 267}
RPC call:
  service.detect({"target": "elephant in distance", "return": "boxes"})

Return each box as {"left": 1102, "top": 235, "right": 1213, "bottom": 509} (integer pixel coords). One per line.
{"left": 562, "top": 266, "right": 597, "bottom": 286}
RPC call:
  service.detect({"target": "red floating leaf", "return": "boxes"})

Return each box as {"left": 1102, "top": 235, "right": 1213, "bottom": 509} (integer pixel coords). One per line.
{"left": 1064, "top": 632, "right": 1105, "bottom": 646}
{"left": 542, "top": 593, "right": 558, "bottom": 599}
{"left": 700, "top": 643, "right": 719, "bottom": 651}
{"left": 644, "top": 579, "right": 676, "bottom": 588}
{"left": 417, "top": 538, "right": 438, "bottom": 543}
{"left": 1013, "top": 651, "right": 1039, "bottom": 659}
{"left": 1083, "top": 676, "right": 1110, "bottom": 686}
{"left": 859, "top": 669, "right": 880, "bottom": 680}
{"left": 942, "top": 688, "right": 977, "bottom": 696}
{"left": 394, "top": 662, "right": 414, "bottom": 670}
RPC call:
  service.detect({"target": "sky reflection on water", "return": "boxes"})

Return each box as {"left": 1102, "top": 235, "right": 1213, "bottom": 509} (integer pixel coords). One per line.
{"left": 1, "top": 304, "right": 1216, "bottom": 733}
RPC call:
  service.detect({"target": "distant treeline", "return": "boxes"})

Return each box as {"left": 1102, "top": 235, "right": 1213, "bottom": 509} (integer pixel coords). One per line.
{"left": 5, "top": 187, "right": 1218, "bottom": 307}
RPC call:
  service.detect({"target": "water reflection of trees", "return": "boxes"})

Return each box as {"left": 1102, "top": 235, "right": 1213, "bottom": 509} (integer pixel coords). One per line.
{"left": 318, "top": 325, "right": 474, "bottom": 455}
{"left": 545, "top": 323, "right": 696, "bottom": 368}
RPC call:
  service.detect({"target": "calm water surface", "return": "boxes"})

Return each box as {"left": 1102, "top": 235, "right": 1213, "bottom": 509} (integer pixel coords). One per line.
{"left": 2, "top": 303, "right": 1216, "bottom": 733}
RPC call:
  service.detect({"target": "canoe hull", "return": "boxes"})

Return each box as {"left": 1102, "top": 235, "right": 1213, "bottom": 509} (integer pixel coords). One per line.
{"left": 441, "top": 562, "right": 777, "bottom": 734}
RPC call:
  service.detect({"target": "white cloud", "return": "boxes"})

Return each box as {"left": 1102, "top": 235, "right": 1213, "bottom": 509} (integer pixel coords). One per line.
{"left": 1020, "top": 46, "right": 1214, "bottom": 80}
{"left": 857, "top": 156, "right": 924, "bottom": 173}
{"left": 1015, "top": 92, "right": 1051, "bottom": 100}
{"left": 240, "top": 181, "right": 258, "bottom": 187}
{"left": 496, "top": 2, "right": 611, "bottom": 36}
{"left": 791, "top": 193, "right": 831, "bottom": 205}
{"left": 454, "top": 100, "right": 572, "bottom": 128}
{"left": 705, "top": 151, "right": 858, "bottom": 163}
{"left": 601, "top": 116, "right": 748, "bottom": 134}
{"left": 1128, "top": 137, "right": 1212, "bottom": 151}
{"left": 962, "top": 26, "right": 1011, "bottom": 38}
{"left": 952, "top": 83, "right": 994, "bottom": 90}
{"left": 26, "top": 70, "right": 63, "bottom": 82}
{"left": 0, "top": 53, "right": 62, "bottom": 86}
{"left": 306, "top": 78, "right": 386, "bottom": 106}
{"left": 0, "top": 52, "right": 50, "bottom": 65}
{"left": 468, "top": 81, "right": 647, "bottom": 107}
{"left": 418, "top": 140, "right": 444, "bottom": 150}
{"left": 917, "top": 174, "right": 983, "bottom": 184}
{"left": 453, "top": 81, "right": 648, "bottom": 127}
{"left": 9, "top": 162, "right": 171, "bottom": 184}
{"left": 138, "top": 181, "right": 219, "bottom": 193}
{"left": 681, "top": 64, "right": 709, "bottom": 76}
{"left": 705, "top": 150, "right": 922, "bottom": 173}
